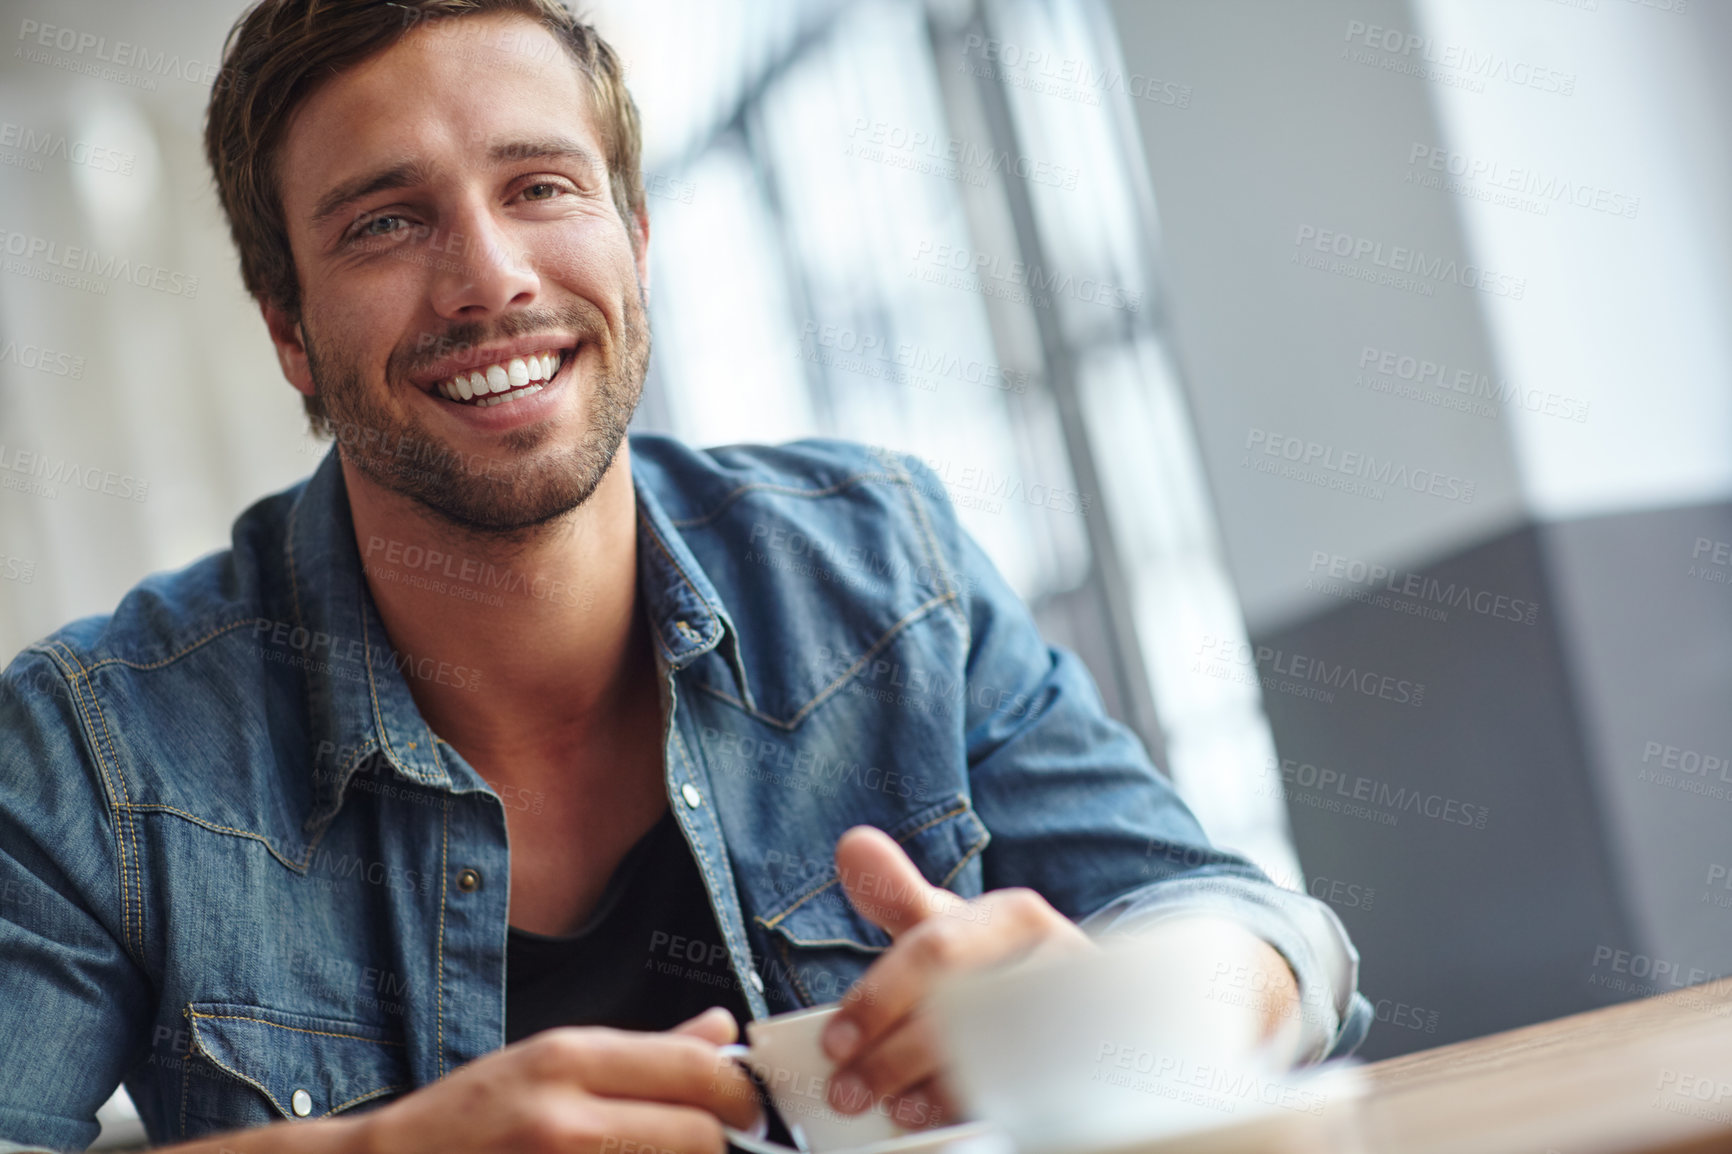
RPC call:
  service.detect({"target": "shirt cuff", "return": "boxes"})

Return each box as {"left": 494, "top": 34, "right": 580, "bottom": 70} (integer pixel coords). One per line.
{"left": 1077, "top": 868, "right": 1368, "bottom": 1065}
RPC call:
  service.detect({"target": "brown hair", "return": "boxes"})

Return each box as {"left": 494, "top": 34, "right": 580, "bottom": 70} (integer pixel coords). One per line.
{"left": 204, "top": 0, "right": 644, "bottom": 428}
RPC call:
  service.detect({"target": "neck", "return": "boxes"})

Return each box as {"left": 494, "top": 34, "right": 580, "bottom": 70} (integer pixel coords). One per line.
{"left": 342, "top": 440, "right": 646, "bottom": 776}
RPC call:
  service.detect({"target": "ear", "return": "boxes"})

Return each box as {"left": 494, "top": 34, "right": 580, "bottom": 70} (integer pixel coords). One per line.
{"left": 261, "top": 299, "right": 316, "bottom": 400}
{"left": 630, "top": 205, "right": 651, "bottom": 299}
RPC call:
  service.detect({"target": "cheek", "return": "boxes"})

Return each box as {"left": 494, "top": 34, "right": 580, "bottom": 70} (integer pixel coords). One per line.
{"left": 532, "top": 219, "right": 638, "bottom": 302}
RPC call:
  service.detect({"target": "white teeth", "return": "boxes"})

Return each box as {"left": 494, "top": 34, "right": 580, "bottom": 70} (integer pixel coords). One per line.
{"left": 437, "top": 351, "right": 563, "bottom": 403}
{"left": 475, "top": 383, "right": 543, "bottom": 408}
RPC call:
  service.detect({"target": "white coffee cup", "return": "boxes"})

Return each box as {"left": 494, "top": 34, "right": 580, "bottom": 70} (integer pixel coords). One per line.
{"left": 931, "top": 917, "right": 1320, "bottom": 1153}
{"left": 722, "top": 1005, "right": 908, "bottom": 1152}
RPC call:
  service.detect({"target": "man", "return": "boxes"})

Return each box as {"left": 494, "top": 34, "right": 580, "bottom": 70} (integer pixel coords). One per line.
{"left": 0, "top": 1, "right": 1369, "bottom": 1151}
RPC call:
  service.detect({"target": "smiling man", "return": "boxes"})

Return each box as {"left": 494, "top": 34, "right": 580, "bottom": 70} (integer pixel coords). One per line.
{"left": 0, "top": 2, "right": 1369, "bottom": 1152}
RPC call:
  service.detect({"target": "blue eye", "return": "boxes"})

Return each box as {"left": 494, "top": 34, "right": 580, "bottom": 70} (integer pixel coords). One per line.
{"left": 359, "top": 215, "right": 405, "bottom": 237}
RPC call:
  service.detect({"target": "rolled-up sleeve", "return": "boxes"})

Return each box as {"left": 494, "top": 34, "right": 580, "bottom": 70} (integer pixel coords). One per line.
{"left": 0, "top": 649, "right": 153, "bottom": 1151}
{"left": 897, "top": 455, "right": 1371, "bottom": 1062}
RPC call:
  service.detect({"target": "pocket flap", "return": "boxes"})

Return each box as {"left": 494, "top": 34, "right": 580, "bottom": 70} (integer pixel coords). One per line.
{"left": 757, "top": 796, "right": 990, "bottom": 951}
{"left": 186, "top": 1002, "right": 410, "bottom": 1119}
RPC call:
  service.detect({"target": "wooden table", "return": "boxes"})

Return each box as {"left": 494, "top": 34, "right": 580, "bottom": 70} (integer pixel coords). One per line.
{"left": 1124, "top": 979, "right": 1732, "bottom": 1154}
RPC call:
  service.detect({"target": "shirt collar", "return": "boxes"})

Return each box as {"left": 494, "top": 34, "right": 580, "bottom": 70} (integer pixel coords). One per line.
{"left": 286, "top": 448, "right": 454, "bottom": 832}
{"left": 631, "top": 450, "right": 735, "bottom": 671}
{"left": 285, "top": 444, "right": 744, "bottom": 829}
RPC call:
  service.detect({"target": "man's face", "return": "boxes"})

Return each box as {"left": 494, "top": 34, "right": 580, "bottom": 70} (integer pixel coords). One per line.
{"left": 271, "top": 12, "right": 648, "bottom": 534}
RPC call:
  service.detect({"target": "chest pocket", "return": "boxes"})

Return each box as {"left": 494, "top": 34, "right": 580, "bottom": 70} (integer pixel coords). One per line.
{"left": 181, "top": 1002, "right": 410, "bottom": 1139}
{"left": 754, "top": 797, "right": 990, "bottom": 1006}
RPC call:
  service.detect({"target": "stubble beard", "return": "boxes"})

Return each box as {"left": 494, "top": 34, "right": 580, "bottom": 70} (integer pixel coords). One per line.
{"left": 305, "top": 289, "right": 649, "bottom": 541}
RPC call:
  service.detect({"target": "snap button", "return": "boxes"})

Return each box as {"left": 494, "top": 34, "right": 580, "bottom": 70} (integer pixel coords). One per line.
{"left": 681, "top": 783, "right": 703, "bottom": 808}
{"left": 749, "top": 971, "right": 765, "bottom": 992}
{"left": 456, "top": 867, "right": 482, "bottom": 893}
{"left": 291, "top": 1089, "right": 313, "bottom": 1117}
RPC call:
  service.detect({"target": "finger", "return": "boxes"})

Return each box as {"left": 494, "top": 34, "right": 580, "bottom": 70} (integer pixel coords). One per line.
{"left": 822, "top": 888, "right": 1072, "bottom": 1067}
{"left": 828, "top": 1014, "right": 942, "bottom": 1110}
{"left": 834, "top": 826, "right": 944, "bottom": 939}
{"left": 669, "top": 1006, "right": 739, "bottom": 1046}
{"left": 527, "top": 1029, "right": 762, "bottom": 1131}
{"left": 881, "top": 1078, "right": 960, "bottom": 1132}
{"left": 580, "top": 1098, "right": 730, "bottom": 1154}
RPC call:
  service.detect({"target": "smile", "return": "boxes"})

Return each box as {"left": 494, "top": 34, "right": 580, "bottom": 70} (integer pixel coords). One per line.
{"left": 435, "top": 349, "right": 565, "bottom": 407}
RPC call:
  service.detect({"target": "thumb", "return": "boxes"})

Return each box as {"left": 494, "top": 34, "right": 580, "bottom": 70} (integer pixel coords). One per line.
{"left": 835, "top": 825, "right": 942, "bottom": 939}
{"left": 670, "top": 1006, "right": 739, "bottom": 1045}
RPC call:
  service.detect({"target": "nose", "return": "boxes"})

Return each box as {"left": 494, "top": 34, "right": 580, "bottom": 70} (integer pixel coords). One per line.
{"left": 428, "top": 202, "right": 539, "bottom": 318}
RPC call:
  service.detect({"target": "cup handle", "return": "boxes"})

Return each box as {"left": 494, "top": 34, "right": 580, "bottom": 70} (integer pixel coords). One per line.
{"left": 718, "top": 1043, "right": 775, "bottom": 1146}
{"left": 723, "top": 1127, "right": 808, "bottom": 1154}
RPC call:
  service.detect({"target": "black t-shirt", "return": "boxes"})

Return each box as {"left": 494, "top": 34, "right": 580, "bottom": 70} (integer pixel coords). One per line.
{"left": 505, "top": 808, "right": 757, "bottom": 1043}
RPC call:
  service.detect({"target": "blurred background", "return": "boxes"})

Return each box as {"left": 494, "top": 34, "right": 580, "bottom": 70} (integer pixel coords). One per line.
{"left": 4, "top": 0, "right": 1732, "bottom": 1140}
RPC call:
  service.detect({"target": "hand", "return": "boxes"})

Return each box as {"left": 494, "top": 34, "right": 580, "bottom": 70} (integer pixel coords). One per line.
{"left": 818, "top": 827, "right": 1091, "bottom": 1129}
{"left": 355, "top": 1007, "right": 762, "bottom": 1154}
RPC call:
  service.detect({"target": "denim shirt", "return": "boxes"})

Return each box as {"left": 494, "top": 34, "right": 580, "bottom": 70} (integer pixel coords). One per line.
{"left": 0, "top": 436, "right": 1370, "bottom": 1152}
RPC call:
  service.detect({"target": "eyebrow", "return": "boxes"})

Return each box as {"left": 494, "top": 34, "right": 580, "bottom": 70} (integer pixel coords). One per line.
{"left": 308, "top": 138, "right": 604, "bottom": 229}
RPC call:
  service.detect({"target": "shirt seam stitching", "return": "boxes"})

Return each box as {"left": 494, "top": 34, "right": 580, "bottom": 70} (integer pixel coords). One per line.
{"left": 873, "top": 449, "right": 968, "bottom": 639}
{"left": 118, "top": 804, "right": 317, "bottom": 871}
{"left": 755, "top": 799, "right": 969, "bottom": 930}
{"left": 667, "top": 472, "right": 902, "bottom": 529}
{"left": 692, "top": 591, "right": 958, "bottom": 731}
{"left": 50, "top": 642, "right": 144, "bottom": 962}
{"left": 436, "top": 796, "right": 450, "bottom": 1077}
{"left": 187, "top": 1011, "right": 406, "bottom": 1046}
